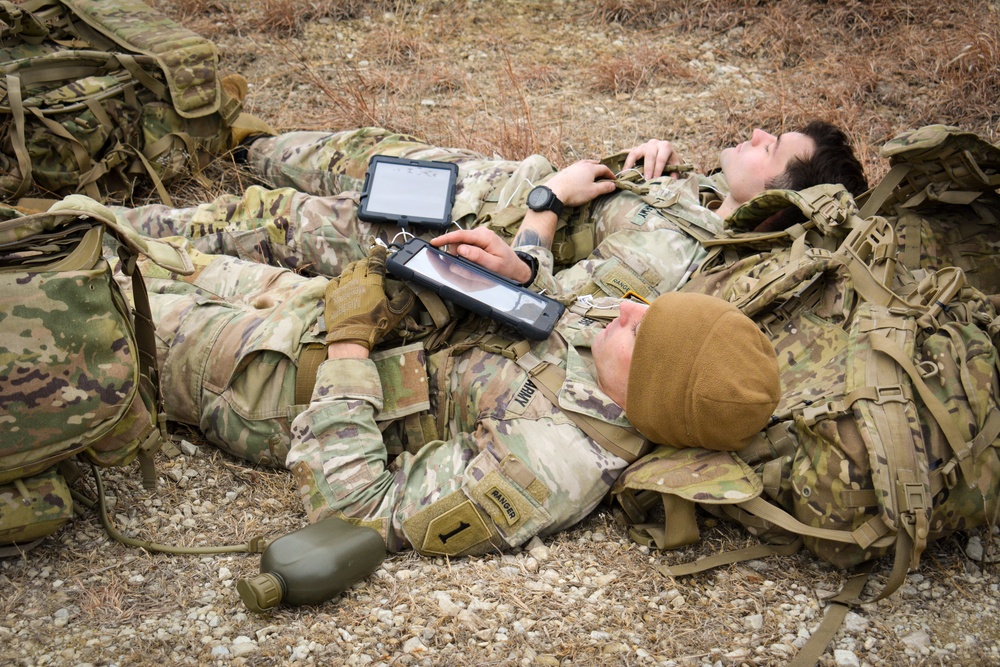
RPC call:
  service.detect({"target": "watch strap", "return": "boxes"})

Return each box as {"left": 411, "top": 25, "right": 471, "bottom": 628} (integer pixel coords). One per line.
{"left": 514, "top": 250, "right": 539, "bottom": 286}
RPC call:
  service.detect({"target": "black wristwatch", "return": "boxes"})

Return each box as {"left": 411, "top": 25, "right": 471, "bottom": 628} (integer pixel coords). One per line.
{"left": 526, "top": 185, "right": 564, "bottom": 216}
{"left": 514, "top": 250, "right": 539, "bottom": 286}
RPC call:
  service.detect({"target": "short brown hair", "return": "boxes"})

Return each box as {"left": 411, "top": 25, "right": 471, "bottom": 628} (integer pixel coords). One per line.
{"left": 757, "top": 121, "right": 867, "bottom": 232}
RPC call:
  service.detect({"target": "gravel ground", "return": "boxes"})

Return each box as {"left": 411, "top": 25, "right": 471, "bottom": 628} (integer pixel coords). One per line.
{"left": 3, "top": 442, "right": 999, "bottom": 667}
{"left": 4, "top": 1, "right": 1000, "bottom": 665}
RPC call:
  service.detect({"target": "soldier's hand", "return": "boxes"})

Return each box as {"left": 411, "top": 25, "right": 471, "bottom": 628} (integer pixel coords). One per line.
{"left": 545, "top": 160, "right": 617, "bottom": 208}
{"left": 324, "top": 244, "right": 415, "bottom": 350}
{"left": 623, "top": 139, "right": 684, "bottom": 180}
{"left": 431, "top": 227, "right": 532, "bottom": 284}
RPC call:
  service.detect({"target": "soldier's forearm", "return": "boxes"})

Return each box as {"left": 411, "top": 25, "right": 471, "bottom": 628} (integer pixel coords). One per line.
{"left": 513, "top": 212, "right": 556, "bottom": 250}
{"left": 327, "top": 342, "right": 370, "bottom": 360}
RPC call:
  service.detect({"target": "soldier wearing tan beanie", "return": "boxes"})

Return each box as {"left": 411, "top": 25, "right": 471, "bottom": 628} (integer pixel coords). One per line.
{"left": 624, "top": 293, "right": 780, "bottom": 451}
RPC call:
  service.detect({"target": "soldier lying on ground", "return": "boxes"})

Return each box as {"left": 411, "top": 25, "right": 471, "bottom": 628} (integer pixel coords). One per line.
{"left": 112, "top": 122, "right": 866, "bottom": 303}
{"left": 128, "top": 231, "right": 781, "bottom": 554}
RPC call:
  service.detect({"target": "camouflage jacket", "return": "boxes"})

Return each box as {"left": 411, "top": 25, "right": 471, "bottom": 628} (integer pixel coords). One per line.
{"left": 286, "top": 305, "right": 632, "bottom": 553}
{"left": 522, "top": 172, "right": 728, "bottom": 301}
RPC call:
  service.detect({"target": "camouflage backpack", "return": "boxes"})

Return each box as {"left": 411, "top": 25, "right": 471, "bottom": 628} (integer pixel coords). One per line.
{"left": 858, "top": 124, "right": 1000, "bottom": 295}
{"left": 0, "top": 194, "right": 192, "bottom": 554}
{"left": 0, "top": 0, "right": 241, "bottom": 205}
{"left": 609, "top": 165, "right": 1000, "bottom": 622}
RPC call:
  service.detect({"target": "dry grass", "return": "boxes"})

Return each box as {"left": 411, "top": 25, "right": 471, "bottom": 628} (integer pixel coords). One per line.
{"left": 140, "top": 0, "right": 998, "bottom": 191}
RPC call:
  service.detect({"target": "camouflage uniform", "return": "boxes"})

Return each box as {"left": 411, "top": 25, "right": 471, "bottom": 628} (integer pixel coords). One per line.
{"left": 112, "top": 128, "right": 728, "bottom": 301}
{"left": 132, "top": 241, "right": 630, "bottom": 554}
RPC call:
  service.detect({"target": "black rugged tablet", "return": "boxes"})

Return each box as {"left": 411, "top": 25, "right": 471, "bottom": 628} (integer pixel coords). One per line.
{"left": 386, "top": 238, "right": 565, "bottom": 340}
{"left": 357, "top": 156, "right": 459, "bottom": 230}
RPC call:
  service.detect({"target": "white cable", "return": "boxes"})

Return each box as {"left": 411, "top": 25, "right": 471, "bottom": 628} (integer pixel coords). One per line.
{"left": 499, "top": 177, "right": 537, "bottom": 209}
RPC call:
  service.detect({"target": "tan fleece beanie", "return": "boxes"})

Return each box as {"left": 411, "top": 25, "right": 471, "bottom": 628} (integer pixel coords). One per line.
{"left": 626, "top": 293, "right": 780, "bottom": 451}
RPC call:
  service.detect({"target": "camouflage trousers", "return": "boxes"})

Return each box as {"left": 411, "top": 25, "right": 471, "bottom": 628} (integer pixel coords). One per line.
{"left": 129, "top": 240, "right": 328, "bottom": 467}
{"left": 111, "top": 128, "right": 555, "bottom": 279}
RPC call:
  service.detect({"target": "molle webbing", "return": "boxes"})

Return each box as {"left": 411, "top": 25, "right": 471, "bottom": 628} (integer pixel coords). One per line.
{"left": 23, "top": 0, "right": 223, "bottom": 118}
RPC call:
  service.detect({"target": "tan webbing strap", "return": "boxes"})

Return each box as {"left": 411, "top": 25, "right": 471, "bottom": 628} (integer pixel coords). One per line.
{"left": 521, "top": 354, "right": 649, "bottom": 464}
{"left": 858, "top": 162, "right": 912, "bottom": 219}
{"left": 295, "top": 343, "right": 327, "bottom": 405}
{"left": 738, "top": 496, "right": 889, "bottom": 546}
{"left": 834, "top": 216, "right": 902, "bottom": 309}
{"left": 786, "top": 563, "right": 875, "bottom": 667}
{"left": 658, "top": 538, "right": 802, "bottom": 578}
{"left": 870, "top": 334, "right": 978, "bottom": 485}
{"left": 627, "top": 494, "right": 701, "bottom": 550}
{"left": 485, "top": 340, "right": 649, "bottom": 464}
{"left": 900, "top": 213, "right": 923, "bottom": 271}
{"left": 411, "top": 285, "right": 452, "bottom": 331}
{"left": 115, "top": 53, "right": 168, "bottom": 100}
{"left": 130, "top": 145, "right": 175, "bottom": 206}
{"left": 116, "top": 244, "right": 165, "bottom": 489}
{"left": 6, "top": 72, "right": 33, "bottom": 200}
{"left": 972, "top": 408, "right": 1000, "bottom": 459}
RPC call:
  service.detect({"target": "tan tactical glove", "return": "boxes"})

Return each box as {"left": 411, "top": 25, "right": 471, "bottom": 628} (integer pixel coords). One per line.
{"left": 324, "top": 245, "right": 415, "bottom": 350}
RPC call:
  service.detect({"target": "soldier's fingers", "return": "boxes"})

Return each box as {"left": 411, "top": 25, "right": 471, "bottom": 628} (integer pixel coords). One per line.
{"left": 366, "top": 244, "right": 388, "bottom": 276}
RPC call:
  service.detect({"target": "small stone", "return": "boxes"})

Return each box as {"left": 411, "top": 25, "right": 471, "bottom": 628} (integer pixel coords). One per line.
{"left": 53, "top": 609, "right": 70, "bottom": 628}
{"left": 179, "top": 439, "right": 199, "bottom": 456}
{"left": 210, "top": 646, "right": 230, "bottom": 659}
{"left": 403, "top": 636, "right": 427, "bottom": 653}
{"left": 231, "top": 636, "right": 258, "bottom": 657}
{"left": 436, "top": 593, "right": 461, "bottom": 616}
{"left": 967, "top": 535, "right": 984, "bottom": 561}
{"left": 218, "top": 567, "right": 233, "bottom": 582}
{"left": 843, "top": 611, "right": 868, "bottom": 633}
{"left": 901, "top": 629, "right": 931, "bottom": 651}
{"left": 834, "top": 649, "right": 860, "bottom": 667}
{"left": 527, "top": 537, "right": 550, "bottom": 561}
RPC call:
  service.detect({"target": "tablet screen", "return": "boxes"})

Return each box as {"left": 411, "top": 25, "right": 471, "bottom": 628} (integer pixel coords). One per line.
{"left": 366, "top": 160, "right": 454, "bottom": 221}
{"left": 404, "top": 245, "right": 549, "bottom": 325}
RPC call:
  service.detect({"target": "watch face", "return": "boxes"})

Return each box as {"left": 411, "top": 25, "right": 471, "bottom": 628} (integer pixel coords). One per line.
{"left": 527, "top": 186, "right": 551, "bottom": 210}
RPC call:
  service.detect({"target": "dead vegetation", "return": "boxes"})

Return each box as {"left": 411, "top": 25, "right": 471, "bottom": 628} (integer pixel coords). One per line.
{"left": 142, "top": 0, "right": 997, "bottom": 207}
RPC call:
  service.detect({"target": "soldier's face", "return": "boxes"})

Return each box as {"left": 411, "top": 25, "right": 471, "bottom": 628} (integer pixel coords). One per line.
{"left": 592, "top": 299, "right": 649, "bottom": 409}
{"left": 719, "top": 129, "right": 815, "bottom": 207}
